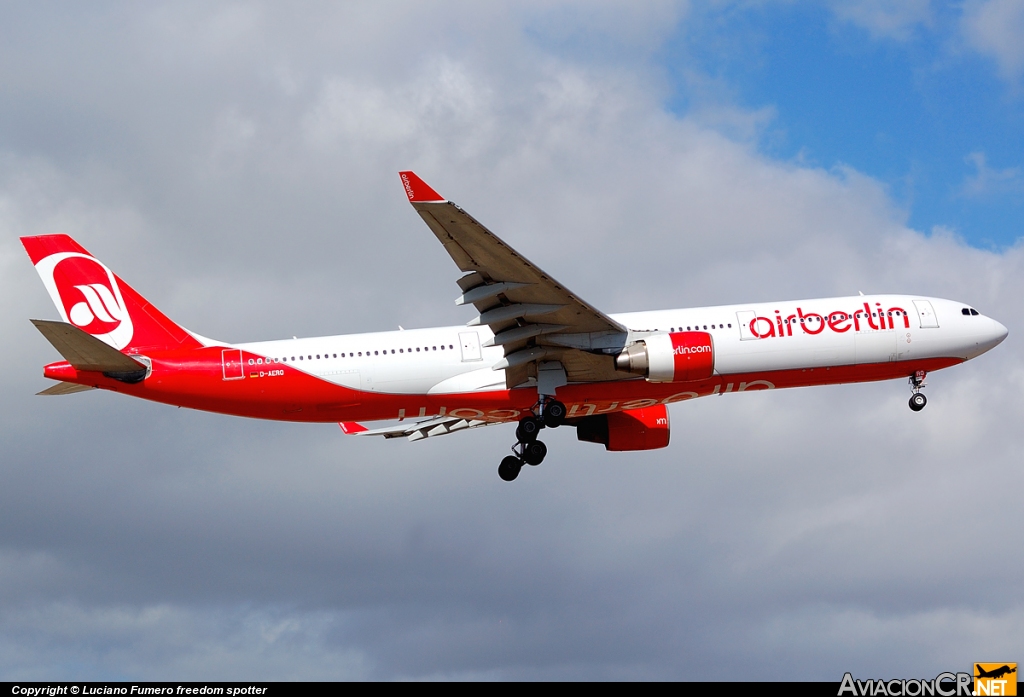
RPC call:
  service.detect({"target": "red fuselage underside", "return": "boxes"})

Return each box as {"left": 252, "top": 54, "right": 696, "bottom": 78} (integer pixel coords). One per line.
{"left": 48, "top": 346, "right": 960, "bottom": 423}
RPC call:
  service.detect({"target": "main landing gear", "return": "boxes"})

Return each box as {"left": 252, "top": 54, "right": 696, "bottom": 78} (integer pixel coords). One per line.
{"left": 497, "top": 399, "right": 566, "bottom": 482}
{"left": 908, "top": 370, "right": 927, "bottom": 412}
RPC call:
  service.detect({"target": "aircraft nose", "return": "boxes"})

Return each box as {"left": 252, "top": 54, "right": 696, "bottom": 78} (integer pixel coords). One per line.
{"left": 965, "top": 317, "right": 1008, "bottom": 359}
{"left": 991, "top": 319, "right": 1009, "bottom": 345}
{"left": 977, "top": 317, "right": 1009, "bottom": 355}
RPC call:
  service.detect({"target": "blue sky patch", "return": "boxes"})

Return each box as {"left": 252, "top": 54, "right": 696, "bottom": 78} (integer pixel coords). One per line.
{"left": 660, "top": 2, "right": 1024, "bottom": 249}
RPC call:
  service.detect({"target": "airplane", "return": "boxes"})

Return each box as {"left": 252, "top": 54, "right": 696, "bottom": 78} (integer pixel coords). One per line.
{"left": 975, "top": 665, "right": 1016, "bottom": 680}
{"left": 22, "top": 171, "right": 1008, "bottom": 481}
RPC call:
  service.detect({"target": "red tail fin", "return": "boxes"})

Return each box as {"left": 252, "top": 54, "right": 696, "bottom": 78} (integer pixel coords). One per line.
{"left": 21, "top": 235, "right": 203, "bottom": 353}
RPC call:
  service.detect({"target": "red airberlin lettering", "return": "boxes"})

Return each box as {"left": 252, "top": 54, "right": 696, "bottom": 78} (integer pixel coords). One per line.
{"left": 750, "top": 305, "right": 909, "bottom": 339}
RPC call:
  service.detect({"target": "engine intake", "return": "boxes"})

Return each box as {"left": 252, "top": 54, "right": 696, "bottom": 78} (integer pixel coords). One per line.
{"left": 615, "top": 331, "right": 714, "bottom": 382}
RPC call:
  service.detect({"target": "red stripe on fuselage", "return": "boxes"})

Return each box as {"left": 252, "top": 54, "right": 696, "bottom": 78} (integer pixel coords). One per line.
{"left": 46, "top": 346, "right": 961, "bottom": 424}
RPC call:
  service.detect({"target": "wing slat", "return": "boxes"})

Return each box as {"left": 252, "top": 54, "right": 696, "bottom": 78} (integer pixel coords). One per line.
{"left": 340, "top": 416, "right": 501, "bottom": 441}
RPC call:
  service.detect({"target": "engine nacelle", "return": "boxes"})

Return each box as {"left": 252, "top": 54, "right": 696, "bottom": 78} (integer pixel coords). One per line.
{"left": 615, "top": 331, "right": 714, "bottom": 382}
{"left": 577, "top": 405, "right": 671, "bottom": 451}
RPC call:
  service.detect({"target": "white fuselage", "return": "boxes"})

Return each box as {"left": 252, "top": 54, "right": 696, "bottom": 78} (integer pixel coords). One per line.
{"left": 234, "top": 294, "right": 1007, "bottom": 395}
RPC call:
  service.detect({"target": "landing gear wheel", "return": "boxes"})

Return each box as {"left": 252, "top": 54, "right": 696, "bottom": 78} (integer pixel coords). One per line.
{"left": 522, "top": 440, "right": 547, "bottom": 466}
{"left": 542, "top": 400, "right": 566, "bottom": 428}
{"left": 909, "top": 393, "right": 927, "bottom": 412}
{"left": 498, "top": 456, "right": 523, "bottom": 481}
{"left": 516, "top": 416, "right": 542, "bottom": 442}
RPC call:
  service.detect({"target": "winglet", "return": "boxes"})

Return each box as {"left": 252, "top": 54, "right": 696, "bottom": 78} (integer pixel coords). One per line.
{"left": 399, "top": 171, "right": 445, "bottom": 203}
{"left": 339, "top": 421, "right": 368, "bottom": 435}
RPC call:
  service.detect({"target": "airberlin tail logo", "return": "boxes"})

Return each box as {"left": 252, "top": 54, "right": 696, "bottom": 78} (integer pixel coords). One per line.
{"left": 34, "top": 252, "right": 134, "bottom": 350}
{"left": 68, "top": 282, "right": 122, "bottom": 326}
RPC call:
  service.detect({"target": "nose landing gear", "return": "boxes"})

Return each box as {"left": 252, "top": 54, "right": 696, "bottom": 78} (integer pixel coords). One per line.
{"left": 908, "top": 370, "right": 927, "bottom": 412}
{"left": 496, "top": 399, "right": 565, "bottom": 481}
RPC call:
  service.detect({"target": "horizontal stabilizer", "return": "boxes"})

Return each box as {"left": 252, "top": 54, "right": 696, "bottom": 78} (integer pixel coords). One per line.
{"left": 37, "top": 382, "right": 96, "bottom": 396}
{"left": 31, "top": 319, "right": 146, "bottom": 372}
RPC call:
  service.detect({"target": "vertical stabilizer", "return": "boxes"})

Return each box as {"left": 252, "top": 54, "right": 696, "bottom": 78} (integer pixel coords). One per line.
{"left": 21, "top": 235, "right": 203, "bottom": 352}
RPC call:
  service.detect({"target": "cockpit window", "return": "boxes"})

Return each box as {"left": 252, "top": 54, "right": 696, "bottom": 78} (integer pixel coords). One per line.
{"left": 970, "top": 309, "right": 979, "bottom": 316}
{"left": 962, "top": 308, "right": 971, "bottom": 315}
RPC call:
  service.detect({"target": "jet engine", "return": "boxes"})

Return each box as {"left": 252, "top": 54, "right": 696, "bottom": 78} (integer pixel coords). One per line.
{"left": 614, "top": 331, "right": 714, "bottom": 382}
{"left": 577, "top": 405, "right": 670, "bottom": 451}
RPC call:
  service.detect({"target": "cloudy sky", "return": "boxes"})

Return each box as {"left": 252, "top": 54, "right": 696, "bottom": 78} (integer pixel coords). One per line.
{"left": 1, "top": 0, "right": 1022, "bottom": 681}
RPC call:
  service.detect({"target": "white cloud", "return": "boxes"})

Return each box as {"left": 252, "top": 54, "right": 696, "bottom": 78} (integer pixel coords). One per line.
{"left": 830, "top": 0, "right": 933, "bottom": 40}
{"left": 961, "top": 151, "right": 1024, "bottom": 197}
{"left": 962, "top": 0, "right": 1024, "bottom": 81}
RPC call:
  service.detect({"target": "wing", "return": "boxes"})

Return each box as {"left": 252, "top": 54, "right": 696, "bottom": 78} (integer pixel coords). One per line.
{"left": 400, "top": 172, "right": 630, "bottom": 389}
{"left": 340, "top": 416, "right": 501, "bottom": 442}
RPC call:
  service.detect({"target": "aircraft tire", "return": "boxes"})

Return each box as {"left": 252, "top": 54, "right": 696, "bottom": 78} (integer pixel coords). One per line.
{"left": 543, "top": 401, "right": 566, "bottom": 428}
{"left": 516, "top": 416, "right": 542, "bottom": 442}
{"left": 522, "top": 440, "right": 547, "bottom": 466}
{"left": 498, "top": 456, "right": 522, "bottom": 481}
{"left": 909, "top": 393, "right": 927, "bottom": 411}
